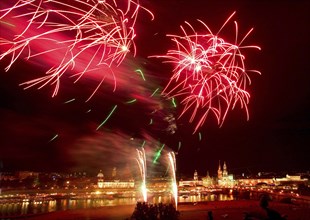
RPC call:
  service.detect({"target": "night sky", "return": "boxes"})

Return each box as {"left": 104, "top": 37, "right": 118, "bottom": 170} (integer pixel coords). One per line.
{"left": 0, "top": 0, "right": 309, "bottom": 177}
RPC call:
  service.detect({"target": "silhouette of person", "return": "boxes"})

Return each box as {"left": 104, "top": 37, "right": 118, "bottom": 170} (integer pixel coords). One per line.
{"left": 208, "top": 211, "right": 213, "bottom": 220}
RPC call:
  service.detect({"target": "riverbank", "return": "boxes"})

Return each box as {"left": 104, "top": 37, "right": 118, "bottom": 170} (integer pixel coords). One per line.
{"left": 7, "top": 200, "right": 309, "bottom": 220}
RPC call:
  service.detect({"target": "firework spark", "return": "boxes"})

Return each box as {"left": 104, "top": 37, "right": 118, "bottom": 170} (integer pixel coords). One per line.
{"left": 0, "top": 0, "right": 153, "bottom": 97}
{"left": 153, "top": 143, "right": 165, "bottom": 164}
{"left": 96, "top": 104, "right": 118, "bottom": 130}
{"left": 168, "top": 151, "right": 178, "bottom": 209}
{"left": 152, "top": 12, "right": 261, "bottom": 133}
{"left": 136, "top": 147, "right": 147, "bottom": 202}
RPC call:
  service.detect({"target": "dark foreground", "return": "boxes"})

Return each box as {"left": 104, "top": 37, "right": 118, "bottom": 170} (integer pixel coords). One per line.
{"left": 5, "top": 200, "right": 310, "bottom": 220}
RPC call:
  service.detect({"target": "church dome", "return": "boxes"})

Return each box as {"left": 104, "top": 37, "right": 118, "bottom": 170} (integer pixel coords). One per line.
{"left": 97, "top": 170, "right": 104, "bottom": 178}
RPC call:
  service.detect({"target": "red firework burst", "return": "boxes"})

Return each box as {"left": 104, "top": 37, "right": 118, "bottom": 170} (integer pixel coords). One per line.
{"left": 0, "top": 0, "right": 153, "bottom": 97}
{"left": 153, "top": 12, "right": 261, "bottom": 132}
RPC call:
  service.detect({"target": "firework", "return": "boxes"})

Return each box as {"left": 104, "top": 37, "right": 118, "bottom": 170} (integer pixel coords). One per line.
{"left": 168, "top": 151, "right": 178, "bottom": 209}
{"left": 0, "top": 0, "right": 153, "bottom": 97}
{"left": 136, "top": 147, "right": 147, "bottom": 202}
{"left": 153, "top": 12, "right": 261, "bottom": 132}
{"left": 96, "top": 104, "right": 118, "bottom": 130}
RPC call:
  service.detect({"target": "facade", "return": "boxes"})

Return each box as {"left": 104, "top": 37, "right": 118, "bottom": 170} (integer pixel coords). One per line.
{"left": 201, "top": 171, "right": 214, "bottom": 187}
{"left": 179, "top": 170, "right": 203, "bottom": 187}
{"left": 179, "top": 162, "right": 235, "bottom": 188}
{"left": 97, "top": 170, "right": 134, "bottom": 189}
{"left": 97, "top": 170, "right": 104, "bottom": 188}
{"left": 179, "top": 180, "right": 203, "bottom": 187}
{"left": 99, "top": 180, "right": 135, "bottom": 188}
{"left": 237, "top": 178, "right": 275, "bottom": 187}
{"left": 147, "top": 177, "right": 171, "bottom": 191}
{"left": 275, "top": 174, "right": 308, "bottom": 184}
{"left": 237, "top": 174, "right": 308, "bottom": 187}
{"left": 16, "top": 171, "right": 39, "bottom": 180}
{"left": 217, "top": 161, "right": 235, "bottom": 187}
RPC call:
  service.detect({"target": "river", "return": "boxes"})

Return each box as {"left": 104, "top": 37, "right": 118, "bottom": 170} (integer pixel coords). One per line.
{"left": 0, "top": 193, "right": 235, "bottom": 217}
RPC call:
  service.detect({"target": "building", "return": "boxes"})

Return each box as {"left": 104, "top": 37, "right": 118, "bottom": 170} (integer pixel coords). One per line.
{"left": 201, "top": 171, "right": 214, "bottom": 187}
{"left": 217, "top": 161, "right": 234, "bottom": 187}
{"left": 236, "top": 174, "right": 308, "bottom": 188}
{"left": 111, "top": 167, "right": 117, "bottom": 179}
{"left": 96, "top": 170, "right": 134, "bottom": 189}
{"left": 16, "top": 171, "right": 39, "bottom": 180}
{"left": 97, "top": 170, "right": 104, "bottom": 188}
{"left": 275, "top": 174, "right": 308, "bottom": 184}
{"left": 179, "top": 162, "right": 235, "bottom": 188}
{"left": 179, "top": 170, "right": 203, "bottom": 187}
{"left": 237, "top": 178, "right": 275, "bottom": 187}
{"left": 99, "top": 180, "right": 135, "bottom": 188}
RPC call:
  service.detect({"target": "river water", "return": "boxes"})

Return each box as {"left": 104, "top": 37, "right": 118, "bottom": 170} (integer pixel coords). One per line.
{"left": 0, "top": 193, "right": 234, "bottom": 217}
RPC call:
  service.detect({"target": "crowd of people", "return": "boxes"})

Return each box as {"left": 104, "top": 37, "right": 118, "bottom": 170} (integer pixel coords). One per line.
{"left": 130, "top": 202, "right": 180, "bottom": 220}
{"left": 129, "top": 195, "right": 287, "bottom": 220}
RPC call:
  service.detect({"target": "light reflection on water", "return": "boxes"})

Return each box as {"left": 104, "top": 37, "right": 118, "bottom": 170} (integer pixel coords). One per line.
{"left": 0, "top": 194, "right": 233, "bottom": 217}
{"left": 178, "top": 193, "right": 234, "bottom": 203}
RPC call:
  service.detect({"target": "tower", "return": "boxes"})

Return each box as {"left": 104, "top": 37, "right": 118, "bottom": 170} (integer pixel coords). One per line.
{"left": 194, "top": 170, "right": 198, "bottom": 182}
{"left": 217, "top": 160, "right": 222, "bottom": 180}
{"left": 97, "top": 170, "right": 104, "bottom": 188}
{"left": 223, "top": 161, "right": 228, "bottom": 178}
{"left": 112, "top": 167, "right": 117, "bottom": 179}
{"left": 206, "top": 171, "right": 210, "bottom": 178}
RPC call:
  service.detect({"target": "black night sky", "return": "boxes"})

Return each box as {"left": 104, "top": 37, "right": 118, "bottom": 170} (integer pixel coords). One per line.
{"left": 0, "top": 0, "right": 309, "bottom": 177}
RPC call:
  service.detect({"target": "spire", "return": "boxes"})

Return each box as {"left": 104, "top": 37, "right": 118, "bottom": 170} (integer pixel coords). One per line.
{"left": 223, "top": 161, "right": 228, "bottom": 177}
{"left": 223, "top": 161, "right": 227, "bottom": 170}
{"left": 112, "top": 167, "right": 117, "bottom": 179}
{"left": 194, "top": 170, "right": 198, "bottom": 181}
{"left": 217, "top": 160, "right": 222, "bottom": 179}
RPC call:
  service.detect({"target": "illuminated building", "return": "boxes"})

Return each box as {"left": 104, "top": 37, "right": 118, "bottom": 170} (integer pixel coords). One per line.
{"left": 97, "top": 170, "right": 104, "bottom": 188}
{"left": 201, "top": 171, "right": 214, "bottom": 187}
{"left": 237, "top": 178, "right": 273, "bottom": 187}
{"left": 147, "top": 177, "right": 171, "bottom": 191}
{"left": 217, "top": 161, "right": 223, "bottom": 180}
{"left": 217, "top": 161, "right": 235, "bottom": 187}
{"left": 179, "top": 162, "right": 236, "bottom": 188}
{"left": 98, "top": 180, "right": 135, "bottom": 188}
{"left": 96, "top": 170, "right": 134, "bottom": 189}
{"left": 193, "top": 170, "right": 198, "bottom": 183}
{"left": 276, "top": 174, "right": 308, "bottom": 183}
{"left": 179, "top": 170, "right": 203, "bottom": 187}
{"left": 223, "top": 162, "right": 228, "bottom": 177}
{"left": 236, "top": 174, "right": 308, "bottom": 188}
{"left": 16, "top": 171, "right": 39, "bottom": 180}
